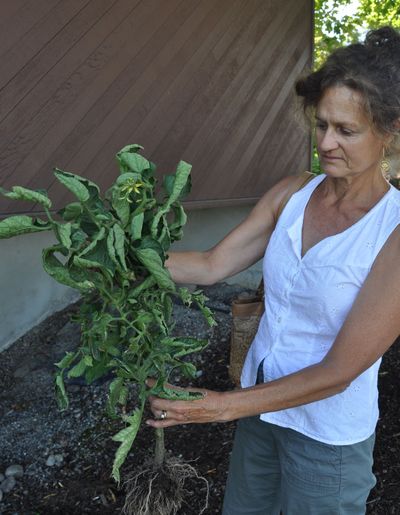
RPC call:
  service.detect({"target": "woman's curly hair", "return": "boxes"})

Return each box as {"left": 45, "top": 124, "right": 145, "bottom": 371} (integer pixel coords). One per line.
{"left": 296, "top": 27, "right": 400, "bottom": 166}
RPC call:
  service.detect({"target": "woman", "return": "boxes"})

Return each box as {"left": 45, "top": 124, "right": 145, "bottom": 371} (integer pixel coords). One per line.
{"left": 147, "top": 27, "right": 400, "bottom": 514}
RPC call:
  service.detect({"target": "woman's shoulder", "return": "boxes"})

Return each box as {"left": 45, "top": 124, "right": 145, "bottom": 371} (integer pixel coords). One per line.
{"left": 273, "top": 171, "right": 319, "bottom": 207}
{"left": 254, "top": 172, "right": 318, "bottom": 224}
{"left": 265, "top": 172, "right": 317, "bottom": 202}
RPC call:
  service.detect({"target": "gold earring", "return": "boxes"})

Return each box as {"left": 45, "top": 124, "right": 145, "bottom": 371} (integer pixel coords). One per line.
{"left": 381, "top": 148, "right": 390, "bottom": 178}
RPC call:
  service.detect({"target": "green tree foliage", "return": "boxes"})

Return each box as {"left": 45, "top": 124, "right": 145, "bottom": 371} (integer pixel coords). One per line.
{"left": 359, "top": 0, "right": 400, "bottom": 30}
{"left": 314, "top": 0, "right": 361, "bottom": 67}
{"left": 314, "top": 0, "right": 400, "bottom": 68}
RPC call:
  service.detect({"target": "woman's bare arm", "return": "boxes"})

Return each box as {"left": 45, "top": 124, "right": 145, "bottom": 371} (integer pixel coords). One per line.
{"left": 166, "top": 176, "right": 297, "bottom": 285}
{"left": 147, "top": 225, "right": 400, "bottom": 426}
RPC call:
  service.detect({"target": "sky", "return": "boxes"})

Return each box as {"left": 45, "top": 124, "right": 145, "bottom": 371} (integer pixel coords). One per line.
{"left": 336, "top": 0, "right": 360, "bottom": 18}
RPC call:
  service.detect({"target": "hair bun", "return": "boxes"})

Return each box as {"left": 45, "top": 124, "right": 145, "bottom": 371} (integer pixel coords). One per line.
{"left": 365, "top": 26, "right": 400, "bottom": 50}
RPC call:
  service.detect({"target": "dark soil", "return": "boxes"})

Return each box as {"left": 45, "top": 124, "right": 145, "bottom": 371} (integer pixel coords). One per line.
{"left": 0, "top": 283, "right": 399, "bottom": 515}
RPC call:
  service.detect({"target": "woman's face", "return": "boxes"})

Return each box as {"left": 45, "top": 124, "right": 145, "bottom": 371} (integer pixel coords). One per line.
{"left": 315, "top": 86, "right": 386, "bottom": 180}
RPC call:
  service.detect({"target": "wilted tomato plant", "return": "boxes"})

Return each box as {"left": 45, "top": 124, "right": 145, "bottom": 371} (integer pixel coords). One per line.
{"left": 0, "top": 145, "right": 215, "bottom": 514}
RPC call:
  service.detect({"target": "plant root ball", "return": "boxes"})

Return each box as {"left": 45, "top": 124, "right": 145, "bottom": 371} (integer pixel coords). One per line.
{"left": 123, "top": 456, "right": 209, "bottom": 515}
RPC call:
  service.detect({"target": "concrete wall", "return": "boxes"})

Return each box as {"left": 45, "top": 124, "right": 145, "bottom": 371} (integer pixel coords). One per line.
{"left": 0, "top": 206, "right": 261, "bottom": 352}
{"left": 0, "top": 232, "right": 80, "bottom": 352}
{"left": 172, "top": 206, "right": 263, "bottom": 287}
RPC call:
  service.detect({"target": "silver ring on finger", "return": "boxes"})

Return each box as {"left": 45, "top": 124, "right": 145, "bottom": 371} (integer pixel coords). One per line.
{"left": 160, "top": 410, "right": 167, "bottom": 420}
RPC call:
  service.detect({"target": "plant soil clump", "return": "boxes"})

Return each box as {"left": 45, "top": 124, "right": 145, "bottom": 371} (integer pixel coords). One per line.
{"left": 123, "top": 456, "right": 208, "bottom": 515}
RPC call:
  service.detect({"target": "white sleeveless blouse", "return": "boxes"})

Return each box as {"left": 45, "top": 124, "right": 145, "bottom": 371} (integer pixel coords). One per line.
{"left": 241, "top": 174, "right": 400, "bottom": 445}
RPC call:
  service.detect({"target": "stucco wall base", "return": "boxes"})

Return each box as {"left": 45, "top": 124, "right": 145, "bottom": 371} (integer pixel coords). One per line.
{"left": 172, "top": 206, "right": 262, "bottom": 288}
{"left": 0, "top": 206, "right": 261, "bottom": 352}
{"left": 0, "top": 233, "right": 80, "bottom": 352}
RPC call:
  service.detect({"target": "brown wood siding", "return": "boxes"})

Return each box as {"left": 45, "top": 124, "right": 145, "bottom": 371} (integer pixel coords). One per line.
{"left": 0, "top": 0, "right": 312, "bottom": 215}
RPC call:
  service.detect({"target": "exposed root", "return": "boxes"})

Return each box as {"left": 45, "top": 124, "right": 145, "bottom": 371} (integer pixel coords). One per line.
{"left": 123, "top": 456, "right": 209, "bottom": 515}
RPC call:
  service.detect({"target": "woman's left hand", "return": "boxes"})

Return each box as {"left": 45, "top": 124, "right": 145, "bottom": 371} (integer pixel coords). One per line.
{"left": 145, "top": 380, "right": 231, "bottom": 428}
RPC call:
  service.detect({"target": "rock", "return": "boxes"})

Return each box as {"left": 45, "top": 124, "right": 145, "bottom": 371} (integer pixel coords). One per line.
{"left": 1, "top": 475, "right": 16, "bottom": 493}
{"left": 0, "top": 488, "right": 2, "bottom": 501}
{"left": 13, "top": 363, "right": 32, "bottom": 379}
{"left": 52, "top": 322, "right": 81, "bottom": 362}
{"left": 5, "top": 464, "right": 24, "bottom": 478}
{"left": 54, "top": 454, "right": 64, "bottom": 465}
{"left": 67, "top": 384, "right": 81, "bottom": 393}
{"left": 46, "top": 455, "right": 56, "bottom": 467}
{"left": 0, "top": 473, "right": 4, "bottom": 482}
{"left": 46, "top": 454, "right": 64, "bottom": 467}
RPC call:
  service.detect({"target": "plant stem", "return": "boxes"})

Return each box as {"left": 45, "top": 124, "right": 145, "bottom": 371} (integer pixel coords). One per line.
{"left": 154, "top": 427, "right": 165, "bottom": 469}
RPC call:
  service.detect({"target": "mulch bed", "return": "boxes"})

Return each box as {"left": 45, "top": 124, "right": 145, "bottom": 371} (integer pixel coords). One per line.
{"left": 0, "top": 283, "right": 399, "bottom": 514}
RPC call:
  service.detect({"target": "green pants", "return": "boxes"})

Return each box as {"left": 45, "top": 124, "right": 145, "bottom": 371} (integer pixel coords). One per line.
{"left": 222, "top": 416, "right": 376, "bottom": 515}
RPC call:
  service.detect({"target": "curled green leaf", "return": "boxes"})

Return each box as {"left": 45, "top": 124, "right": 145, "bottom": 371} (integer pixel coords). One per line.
{"left": 135, "top": 248, "right": 175, "bottom": 291}
{"left": 0, "top": 186, "right": 52, "bottom": 208}
{"left": 113, "top": 224, "right": 127, "bottom": 271}
{"left": 151, "top": 384, "right": 204, "bottom": 401}
{"left": 42, "top": 246, "right": 95, "bottom": 292}
{"left": 54, "top": 169, "right": 90, "bottom": 202}
{"left": 0, "top": 216, "right": 51, "bottom": 239}
{"left": 106, "top": 377, "right": 125, "bottom": 418}
{"left": 67, "top": 358, "right": 88, "bottom": 378}
{"left": 112, "top": 409, "right": 143, "bottom": 483}
{"left": 58, "top": 202, "right": 83, "bottom": 221}
{"left": 56, "top": 223, "right": 72, "bottom": 249}
{"left": 130, "top": 212, "right": 144, "bottom": 241}
{"left": 117, "top": 151, "right": 150, "bottom": 174}
{"left": 55, "top": 373, "right": 69, "bottom": 410}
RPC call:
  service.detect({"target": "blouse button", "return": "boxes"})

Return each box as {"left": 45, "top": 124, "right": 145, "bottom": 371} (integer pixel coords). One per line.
{"left": 277, "top": 316, "right": 282, "bottom": 323}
